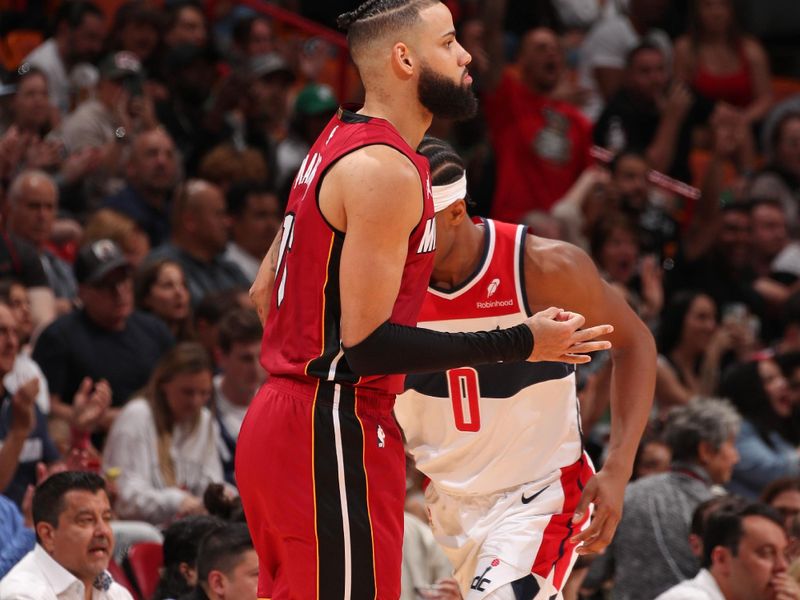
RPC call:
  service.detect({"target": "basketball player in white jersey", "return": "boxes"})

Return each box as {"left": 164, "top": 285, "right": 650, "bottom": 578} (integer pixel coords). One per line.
{"left": 395, "top": 137, "right": 656, "bottom": 600}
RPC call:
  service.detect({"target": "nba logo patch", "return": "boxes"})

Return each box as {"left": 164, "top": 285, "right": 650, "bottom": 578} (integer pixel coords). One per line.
{"left": 377, "top": 425, "right": 385, "bottom": 448}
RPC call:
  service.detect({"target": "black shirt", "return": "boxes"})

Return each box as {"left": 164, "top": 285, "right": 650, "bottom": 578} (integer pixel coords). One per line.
{"left": 32, "top": 310, "right": 174, "bottom": 408}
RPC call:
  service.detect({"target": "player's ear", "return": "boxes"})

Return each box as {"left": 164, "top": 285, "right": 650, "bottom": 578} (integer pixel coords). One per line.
{"left": 392, "top": 42, "right": 414, "bottom": 77}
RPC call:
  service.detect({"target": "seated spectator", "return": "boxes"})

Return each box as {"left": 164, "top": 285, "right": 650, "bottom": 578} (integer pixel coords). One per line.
{"left": 0, "top": 302, "right": 60, "bottom": 506}
{"left": 6, "top": 170, "right": 78, "bottom": 311}
{"left": 722, "top": 359, "right": 800, "bottom": 499}
{"left": 632, "top": 432, "right": 672, "bottom": 480}
{"left": 153, "top": 515, "right": 225, "bottom": 600}
{"left": 134, "top": 259, "right": 194, "bottom": 341}
{"left": 762, "top": 477, "right": 800, "bottom": 531}
{"left": 0, "top": 471, "right": 132, "bottom": 599}
{"left": 751, "top": 198, "right": 800, "bottom": 283}
{"left": 149, "top": 180, "right": 249, "bottom": 305}
{"left": 165, "top": 1, "right": 209, "bottom": 49}
{"left": 583, "top": 398, "right": 741, "bottom": 599}
{"left": 106, "top": 2, "right": 164, "bottom": 73}
{"left": 193, "top": 290, "right": 249, "bottom": 369}
{"left": 672, "top": 0, "right": 772, "bottom": 126}
{"left": 576, "top": 0, "right": 672, "bottom": 120}
{"left": 224, "top": 181, "right": 281, "bottom": 282}
{"left": 589, "top": 212, "right": 663, "bottom": 324}
{"left": 229, "top": 15, "right": 275, "bottom": 66}
{"left": 83, "top": 209, "right": 151, "bottom": 269}
{"left": 478, "top": 13, "right": 593, "bottom": 218}
{"left": 102, "top": 342, "right": 225, "bottom": 526}
{"left": 655, "top": 503, "right": 797, "bottom": 600}
{"left": 60, "top": 51, "right": 155, "bottom": 155}
{"left": 178, "top": 522, "right": 257, "bottom": 600}
{"left": 32, "top": 240, "right": 172, "bottom": 430}
{"left": 275, "top": 83, "right": 338, "bottom": 195}
{"left": 103, "top": 128, "right": 180, "bottom": 247}
{"left": 0, "top": 492, "right": 35, "bottom": 579}
{"left": 197, "top": 144, "right": 268, "bottom": 194}
{"left": 213, "top": 308, "right": 263, "bottom": 484}
{"left": 655, "top": 291, "right": 749, "bottom": 417}
{"left": 594, "top": 43, "right": 707, "bottom": 183}
{"left": 22, "top": 0, "right": 106, "bottom": 114}
{"left": 155, "top": 45, "right": 223, "bottom": 176}
{"left": 0, "top": 280, "right": 49, "bottom": 416}
{"left": 750, "top": 112, "right": 800, "bottom": 226}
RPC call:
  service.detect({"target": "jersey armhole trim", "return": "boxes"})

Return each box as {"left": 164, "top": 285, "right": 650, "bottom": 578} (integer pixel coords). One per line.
{"left": 314, "top": 142, "right": 427, "bottom": 240}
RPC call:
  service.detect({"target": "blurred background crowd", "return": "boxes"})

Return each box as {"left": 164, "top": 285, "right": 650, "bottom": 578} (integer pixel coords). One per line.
{"left": 2, "top": 0, "right": 800, "bottom": 598}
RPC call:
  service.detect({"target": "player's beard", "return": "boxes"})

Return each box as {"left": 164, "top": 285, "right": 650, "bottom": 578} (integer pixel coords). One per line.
{"left": 418, "top": 62, "right": 478, "bottom": 121}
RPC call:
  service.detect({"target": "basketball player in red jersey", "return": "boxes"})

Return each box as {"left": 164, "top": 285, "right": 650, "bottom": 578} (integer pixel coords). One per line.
{"left": 237, "top": 2, "right": 615, "bottom": 599}
{"left": 395, "top": 138, "right": 656, "bottom": 599}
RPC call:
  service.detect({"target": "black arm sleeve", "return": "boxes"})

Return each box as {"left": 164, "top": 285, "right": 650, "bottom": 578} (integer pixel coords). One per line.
{"left": 342, "top": 320, "right": 533, "bottom": 376}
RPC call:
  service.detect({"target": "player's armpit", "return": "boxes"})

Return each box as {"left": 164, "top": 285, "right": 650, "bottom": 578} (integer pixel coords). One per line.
{"left": 324, "top": 146, "right": 424, "bottom": 347}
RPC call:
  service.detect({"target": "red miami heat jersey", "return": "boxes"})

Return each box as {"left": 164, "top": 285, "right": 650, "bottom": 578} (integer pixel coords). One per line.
{"left": 261, "top": 106, "right": 437, "bottom": 395}
{"left": 395, "top": 218, "right": 582, "bottom": 494}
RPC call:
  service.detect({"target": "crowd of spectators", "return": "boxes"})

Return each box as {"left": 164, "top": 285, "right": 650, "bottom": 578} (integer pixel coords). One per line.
{"left": 2, "top": 0, "right": 800, "bottom": 598}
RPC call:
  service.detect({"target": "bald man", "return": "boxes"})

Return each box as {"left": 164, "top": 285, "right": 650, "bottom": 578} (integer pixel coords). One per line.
{"left": 7, "top": 170, "right": 77, "bottom": 313}
{"left": 147, "top": 179, "right": 248, "bottom": 305}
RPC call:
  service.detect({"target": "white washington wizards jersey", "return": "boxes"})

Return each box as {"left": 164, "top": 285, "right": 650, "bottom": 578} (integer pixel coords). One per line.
{"left": 395, "top": 218, "right": 583, "bottom": 495}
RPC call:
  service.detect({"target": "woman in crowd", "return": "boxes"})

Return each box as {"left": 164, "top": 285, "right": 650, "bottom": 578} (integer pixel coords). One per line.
{"left": 672, "top": 0, "right": 772, "bottom": 124}
{"left": 103, "top": 342, "right": 225, "bottom": 525}
{"left": 135, "top": 259, "right": 194, "bottom": 341}
{"left": 655, "top": 291, "right": 750, "bottom": 418}
{"left": 721, "top": 358, "right": 800, "bottom": 498}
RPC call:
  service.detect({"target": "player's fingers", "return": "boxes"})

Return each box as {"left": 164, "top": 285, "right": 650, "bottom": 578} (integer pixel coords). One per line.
{"left": 558, "top": 311, "right": 586, "bottom": 329}
{"left": 574, "top": 324, "right": 614, "bottom": 342}
{"left": 568, "top": 341, "right": 613, "bottom": 354}
{"left": 559, "top": 353, "right": 593, "bottom": 364}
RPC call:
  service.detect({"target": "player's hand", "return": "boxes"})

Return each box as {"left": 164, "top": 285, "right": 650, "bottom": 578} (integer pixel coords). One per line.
{"left": 771, "top": 573, "right": 800, "bottom": 600}
{"left": 526, "top": 307, "right": 613, "bottom": 364}
{"left": 570, "top": 468, "right": 627, "bottom": 555}
{"left": 10, "top": 378, "right": 39, "bottom": 438}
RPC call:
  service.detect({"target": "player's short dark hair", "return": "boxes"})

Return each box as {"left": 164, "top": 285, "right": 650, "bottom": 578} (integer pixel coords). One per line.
{"left": 217, "top": 308, "right": 262, "bottom": 353}
{"left": 226, "top": 180, "right": 277, "bottom": 218}
{"left": 33, "top": 471, "right": 106, "bottom": 530}
{"left": 337, "top": 0, "right": 439, "bottom": 57}
{"left": 196, "top": 522, "right": 254, "bottom": 581}
{"left": 701, "top": 503, "right": 784, "bottom": 568}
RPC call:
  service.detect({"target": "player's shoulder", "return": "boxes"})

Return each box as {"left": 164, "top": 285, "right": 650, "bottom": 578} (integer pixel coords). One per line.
{"left": 330, "top": 144, "right": 420, "bottom": 185}
{"left": 523, "top": 234, "right": 595, "bottom": 279}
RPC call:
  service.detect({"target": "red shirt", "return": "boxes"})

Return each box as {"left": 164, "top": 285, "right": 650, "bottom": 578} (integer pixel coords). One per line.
{"left": 262, "top": 106, "right": 436, "bottom": 395}
{"left": 484, "top": 71, "right": 593, "bottom": 220}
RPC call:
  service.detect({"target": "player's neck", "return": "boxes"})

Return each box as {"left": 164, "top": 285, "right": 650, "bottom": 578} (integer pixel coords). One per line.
{"left": 359, "top": 96, "right": 431, "bottom": 151}
{"left": 430, "top": 219, "right": 485, "bottom": 289}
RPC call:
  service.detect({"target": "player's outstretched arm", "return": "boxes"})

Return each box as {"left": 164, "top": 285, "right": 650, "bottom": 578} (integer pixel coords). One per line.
{"left": 523, "top": 237, "right": 656, "bottom": 555}
{"left": 250, "top": 228, "right": 283, "bottom": 326}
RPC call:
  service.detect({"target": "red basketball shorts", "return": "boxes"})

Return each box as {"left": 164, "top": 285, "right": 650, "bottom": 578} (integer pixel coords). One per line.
{"left": 236, "top": 377, "right": 405, "bottom": 600}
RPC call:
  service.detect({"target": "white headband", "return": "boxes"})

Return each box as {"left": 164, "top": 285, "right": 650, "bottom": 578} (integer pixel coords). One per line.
{"left": 432, "top": 173, "right": 467, "bottom": 213}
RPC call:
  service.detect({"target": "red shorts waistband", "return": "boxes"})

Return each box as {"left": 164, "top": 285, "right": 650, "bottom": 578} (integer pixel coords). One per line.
{"left": 265, "top": 376, "right": 397, "bottom": 414}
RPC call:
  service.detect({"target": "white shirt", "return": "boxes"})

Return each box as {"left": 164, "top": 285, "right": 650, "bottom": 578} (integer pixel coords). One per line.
{"left": 213, "top": 375, "right": 248, "bottom": 441}
{"left": 655, "top": 569, "right": 726, "bottom": 600}
{"left": 0, "top": 544, "right": 133, "bottom": 600}
{"left": 223, "top": 242, "right": 260, "bottom": 283}
{"left": 4, "top": 354, "right": 50, "bottom": 414}
{"left": 24, "top": 39, "right": 70, "bottom": 114}
{"left": 102, "top": 398, "right": 225, "bottom": 526}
